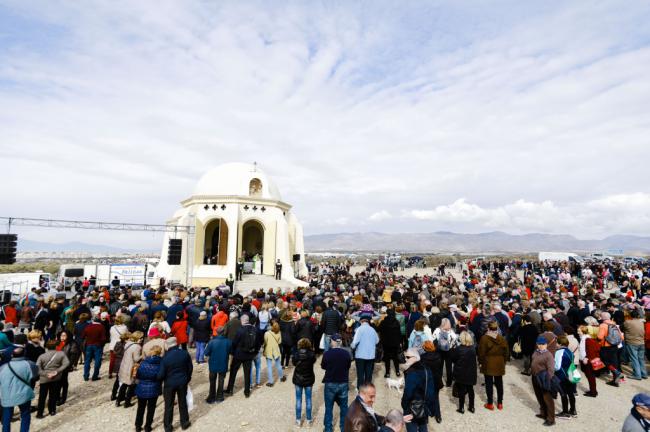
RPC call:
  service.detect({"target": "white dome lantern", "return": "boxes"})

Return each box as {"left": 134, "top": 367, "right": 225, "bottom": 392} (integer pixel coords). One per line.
{"left": 192, "top": 162, "right": 282, "bottom": 201}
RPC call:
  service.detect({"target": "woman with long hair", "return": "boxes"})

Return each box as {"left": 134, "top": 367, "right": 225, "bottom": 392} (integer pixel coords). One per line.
{"left": 451, "top": 332, "right": 477, "bottom": 414}
{"left": 292, "top": 338, "right": 316, "bottom": 427}
{"left": 55, "top": 330, "right": 79, "bottom": 405}
{"left": 477, "top": 321, "right": 509, "bottom": 411}
{"left": 263, "top": 322, "right": 284, "bottom": 386}
{"left": 117, "top": 331, "right": 143, "bottom": 408}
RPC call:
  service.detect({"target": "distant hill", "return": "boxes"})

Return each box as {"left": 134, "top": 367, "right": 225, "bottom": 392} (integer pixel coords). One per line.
{"left": 304, "top": 231, "right": 650, "bottom": 254}
{"left": 18, "top": 239, "right": 157, "bottom": 253}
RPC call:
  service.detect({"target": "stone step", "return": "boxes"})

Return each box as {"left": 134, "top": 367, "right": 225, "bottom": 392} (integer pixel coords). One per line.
{"left": 234, "top": 275, "right": 300, "bottom": 295}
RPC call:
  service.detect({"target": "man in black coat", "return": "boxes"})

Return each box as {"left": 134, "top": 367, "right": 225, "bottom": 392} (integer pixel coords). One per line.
{"left": 225, "top": 315, "right": 260, "bottom": 398}
{"left": 378, "top": 310, "right": 402, "bottom": 378}
{"left": 320, "top": 301, "right": 342, "bottom": 352}
{"left": 157, "top": 337, "right": 193, "bottom": 432}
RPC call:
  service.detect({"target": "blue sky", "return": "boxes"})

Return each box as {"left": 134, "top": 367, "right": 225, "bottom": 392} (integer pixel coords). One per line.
{"left": 1, "top": 1, "right": 649, "bottom": 247}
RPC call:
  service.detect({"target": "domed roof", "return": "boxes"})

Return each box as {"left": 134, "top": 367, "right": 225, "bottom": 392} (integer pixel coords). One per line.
{"left": 192, "top": 162, "right": 282, "bottom": 201}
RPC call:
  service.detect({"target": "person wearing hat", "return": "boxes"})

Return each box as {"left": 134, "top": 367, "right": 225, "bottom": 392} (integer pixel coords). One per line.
{"left": 321, "top": 333, "right": 352, "bottom": 432}
{"left": 350, "top": 314, "right": 379, "bottom": 389}
{"left": 531, "top": 336, "right": 557, "bottom": 426}
{"left": 623, "top": 393, "right": 650, "bottom": 432}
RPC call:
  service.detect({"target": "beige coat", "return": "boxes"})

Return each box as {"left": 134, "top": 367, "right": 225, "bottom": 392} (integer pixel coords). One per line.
{"left": 263, "top": 330, "right": 282, "bottom": 360}
{"left": 624, "top": 319, "right": 645, "bottom": 346}
{"left": 118, "top": 342, "right": 142, "bottom": 385}
{"left": 36, "top": 350, "right": 70, "bottom": 384}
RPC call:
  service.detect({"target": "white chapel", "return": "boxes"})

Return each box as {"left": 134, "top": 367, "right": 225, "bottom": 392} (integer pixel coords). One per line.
{"left": 156, "top": 162, "right": 308, "bottom": 287}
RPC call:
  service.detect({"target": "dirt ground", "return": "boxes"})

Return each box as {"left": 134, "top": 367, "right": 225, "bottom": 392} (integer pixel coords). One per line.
{"left": 23, "top": 344, "right": 647, "bottom": 432}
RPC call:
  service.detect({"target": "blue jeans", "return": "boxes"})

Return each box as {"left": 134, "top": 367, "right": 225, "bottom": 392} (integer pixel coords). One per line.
{"left": 355, "top": 358, "right": 375, "bottom": 389}
{"left": 324, "top": 382, "right": 348, "bottom": 432}
{"left": 195, "top": 341, "right": 206, "bottom": 363}
{"left": 2, "top": 402, "right": 31, "bottom": 432}
{"left": 295, "top": 385, "right": 313, "bottom": 421}
{"left": 250, "top": 353, "right": 262, "bottom": 385}
{"left": 323, "top": 334, "right": 332, "bottom": 353}
{"left": 626, "top": 343, "right": 648, "bottom": 378}
{"left": 84, "top": 345, "right": 103, "bottom": 380}
{"left": 266, "top": 357, "right": 283, "bottom": 384}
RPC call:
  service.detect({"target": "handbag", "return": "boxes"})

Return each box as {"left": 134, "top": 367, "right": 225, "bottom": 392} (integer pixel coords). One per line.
{"left": 590, "top": 357, "right": 605, "bottom": 371}
{"left": 512, "top": 341, "right": 522, "bottom": 354}
{"left": 409, "top": 369, "right": 430, "bottom": 421}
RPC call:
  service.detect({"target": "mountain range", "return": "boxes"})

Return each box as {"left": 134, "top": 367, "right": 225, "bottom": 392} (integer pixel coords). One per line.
{"left": 15, "top": 232, "right": 650, "bottom": 255}
{"left": 18, "top": 239, "right": 157, "bottom": 254}
{"left": 303, "top": 231, "right": 650, "bottom": 254}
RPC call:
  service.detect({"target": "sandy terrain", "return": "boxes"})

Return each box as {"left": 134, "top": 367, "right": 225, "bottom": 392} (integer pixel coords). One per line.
{"left": 24, "top": 346, "right": 647, "bottom": 432}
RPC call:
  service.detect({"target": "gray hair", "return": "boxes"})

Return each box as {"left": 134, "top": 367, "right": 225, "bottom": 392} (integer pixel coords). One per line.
{"left": 405, "top": 348, "right": 420, "bottom": 362}
{"left": 600, "top": 311, "right": 611, "bottom": 321}
{"left": 385, "top": 409, "right": 404, "bottom": 427}
{"left": 229, "top": 311, "right": 238, "bottom": 319}
{"left": 240, "top": 314, "right": 250, "bottom": 324}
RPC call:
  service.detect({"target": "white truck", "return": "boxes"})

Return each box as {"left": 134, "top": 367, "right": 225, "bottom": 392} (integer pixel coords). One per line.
{"left": 538, "top": 252, "right": 583, "bottom": 263}
{"left": 0, "top": 272, "right": 56, "bottom": 300}
{"left": 58, "top": 263, "right": 158, "bottom": 289}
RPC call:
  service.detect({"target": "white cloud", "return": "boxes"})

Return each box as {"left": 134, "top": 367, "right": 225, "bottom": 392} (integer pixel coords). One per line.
{"left": 0, "top": 2, "right": 649, "bottom": 246}
{"left": 403, "top": 194, "right": 650, "bottom": 238}
{"left": 368, "top": 210, "right": 392, "bottom": 221}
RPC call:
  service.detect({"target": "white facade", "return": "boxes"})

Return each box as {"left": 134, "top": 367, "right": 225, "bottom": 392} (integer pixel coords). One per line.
{"left": 157, "top": 163, "right": 308, "bottom": 287}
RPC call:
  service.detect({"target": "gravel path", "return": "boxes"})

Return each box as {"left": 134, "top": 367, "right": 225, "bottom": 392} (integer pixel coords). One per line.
{"left": 28, "top": 349, "right": 647, "bottom": 432}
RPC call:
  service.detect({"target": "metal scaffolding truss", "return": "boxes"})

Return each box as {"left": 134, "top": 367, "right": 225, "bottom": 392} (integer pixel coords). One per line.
{"left": 0, "top": 216, "right": 194, "bottom": 234}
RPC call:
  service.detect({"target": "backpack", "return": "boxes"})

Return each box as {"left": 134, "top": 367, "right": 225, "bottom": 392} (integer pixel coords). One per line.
{"left": 438, "top": 330, "right": 451, "bottom": 352}
{"left": 239, "top": 326, "right": 258, "bottom": 355}
{"left": 605, "top": 324, "right": 622, "bottom": 346}
{"left": 563, "top": 350, "right": 581, "bottom": 384}
{"left": 412, "top": 332, "right": 424, "bottom": 354}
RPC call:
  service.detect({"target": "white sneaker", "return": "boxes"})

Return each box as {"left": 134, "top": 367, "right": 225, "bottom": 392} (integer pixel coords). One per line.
{"left": 295, "top": 420, "right": 302, "bottom": 427}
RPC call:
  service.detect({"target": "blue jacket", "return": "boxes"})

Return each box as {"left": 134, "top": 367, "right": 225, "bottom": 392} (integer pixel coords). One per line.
{"left": 402, "top": 362, "right": 438, "bottom": 418}
{"left": 204, "top": 336, "right": 232, "bottom": 373}
{"left": 157, "top": 346, "right": 193, "bottom": 388}
{"left": 135, "top": 355, "right": 162, "bottom": 399}
{"left": 350, "top": 323, "right": 379, "bottom": 360}
{"left": 166, "top": 304, "right": 184, "bottom": 327}
{"left": 0, "top": 357, "right": 38, "bottom": 407}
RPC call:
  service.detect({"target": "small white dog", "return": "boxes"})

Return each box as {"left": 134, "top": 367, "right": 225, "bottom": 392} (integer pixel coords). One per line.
{"left": 385, "top": 376, "right": 404, "bottom": 393}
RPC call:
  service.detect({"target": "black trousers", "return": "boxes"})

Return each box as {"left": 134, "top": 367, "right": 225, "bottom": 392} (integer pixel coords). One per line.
{"left": 37, "top": 381, "right": 60, "bottom": 415}
{"left": 457, "top": 383, "right": 475, "bottom": 410}
{"left": 383, "top": 346, "right": 400, "bottom": 375}
{"left": 59, "top": 371, "right": 69, "bottom": 403}
{"left": 440, "top": 350, "right": 453, "bottom": 385}
{"left": 163, "top": 385, "right": 190, "bottom": 432}
{"left": 281, "top": 344, "right": 293, "bottom": 367}
{"left": 227, "top": 358, "right": 252, "bottom": 396}
{"left": 484, "top": 375, "right": 503, "bottom": 405}
{"left": 117, "top": 383, "right": 136, "bottom": 404}
{"left": 135, "top": 396, "right": 158, "bottom": 432}
{"left": 208, "top": 372, "right": 226, "bottom": 401}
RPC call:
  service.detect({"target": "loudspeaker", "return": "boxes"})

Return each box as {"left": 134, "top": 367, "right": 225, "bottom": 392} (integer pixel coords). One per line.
{"left": 292, "top": 254, "right": 301, "bottom": 262}
{"left": 0, "top": 234, "right": 17, "bottom": 265}
{"left": 1, "top": 290, "right": 11, "bottom": 303}
{"left": 167, "top": 239, "right": 182, "bottom": 265}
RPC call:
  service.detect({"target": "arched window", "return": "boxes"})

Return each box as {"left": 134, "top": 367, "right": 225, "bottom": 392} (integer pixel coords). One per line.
{"left": 249, "top": 178, "right": 262, "bottom": 196}
{"left": 203, "top": 219, "right": 229, "bottom": 265}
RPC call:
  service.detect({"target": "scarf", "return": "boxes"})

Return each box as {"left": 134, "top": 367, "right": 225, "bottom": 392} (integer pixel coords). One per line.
{"left": 358, "top": 396, "right": 378, "bottom": 426}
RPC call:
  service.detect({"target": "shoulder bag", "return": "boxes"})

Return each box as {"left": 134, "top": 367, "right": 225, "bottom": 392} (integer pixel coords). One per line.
{"left": 409, "top": 369, "right": 430, "bottom": 421}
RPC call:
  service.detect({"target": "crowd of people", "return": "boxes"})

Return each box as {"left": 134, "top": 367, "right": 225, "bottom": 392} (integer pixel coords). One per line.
{"left": 0, "top": 256, "right": 649, "bottom": 432}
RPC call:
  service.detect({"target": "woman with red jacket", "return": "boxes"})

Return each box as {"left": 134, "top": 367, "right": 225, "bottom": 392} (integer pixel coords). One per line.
{"left": 578, "top": 325, "right": 600, "bottom": 397}
{"left": 170, "top": 311, "right": 189, "bottom": 350}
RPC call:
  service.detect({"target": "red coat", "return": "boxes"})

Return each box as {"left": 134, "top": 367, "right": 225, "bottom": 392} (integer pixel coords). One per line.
{"left": 3, "top": 305, "right": 18, "bottom": 326}
{"left": 171, "top": 319, "right": 189, "bottom": 344}
{"left": 585, "top": 337, "right": 600, "bottom": 360}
